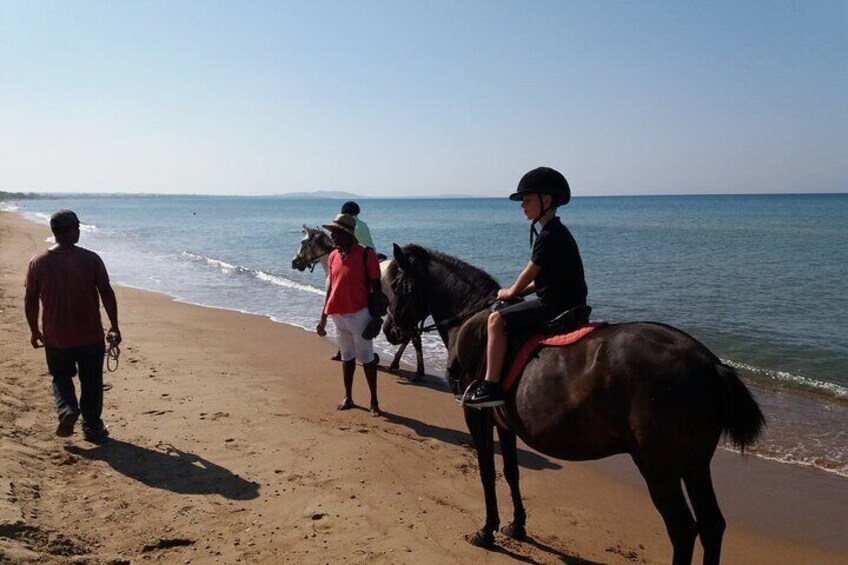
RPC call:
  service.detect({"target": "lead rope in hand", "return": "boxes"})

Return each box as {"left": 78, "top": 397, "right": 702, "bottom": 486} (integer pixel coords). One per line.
{"left": 106, "top": 334, "right": 121, "bottom": 372}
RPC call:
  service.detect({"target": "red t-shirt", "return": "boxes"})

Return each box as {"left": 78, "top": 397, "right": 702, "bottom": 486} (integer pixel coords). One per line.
{"left": 323, "top": 244, "right": 381, "bottom": 316}
{"left": 25, "top": 246, "right": 110, "bottom": 348}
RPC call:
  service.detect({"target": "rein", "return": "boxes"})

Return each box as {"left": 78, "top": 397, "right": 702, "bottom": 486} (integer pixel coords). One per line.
{"left": 413, "top": 294, "right": 498, "bottom": 335}
{"left": 106, "top": 333, "right": 120, "bottom": 372}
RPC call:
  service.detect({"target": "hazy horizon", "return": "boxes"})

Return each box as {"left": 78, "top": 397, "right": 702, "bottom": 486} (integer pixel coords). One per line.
{"left": 1, "top": 1, "right": 845, "bottom": 197}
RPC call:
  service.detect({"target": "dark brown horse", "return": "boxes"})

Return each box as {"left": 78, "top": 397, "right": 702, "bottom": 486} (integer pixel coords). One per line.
{"left": 383, "top": 243, "right": 765, "bottom": 565}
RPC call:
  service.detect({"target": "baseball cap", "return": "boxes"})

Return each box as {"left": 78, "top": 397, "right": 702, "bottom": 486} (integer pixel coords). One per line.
{"left": 49, "top": 210, "right": 81, "bottom": 230}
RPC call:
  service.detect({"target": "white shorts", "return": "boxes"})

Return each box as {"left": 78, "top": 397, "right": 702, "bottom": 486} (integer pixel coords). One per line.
{"left": 330, "top": 308, "right": 375, "bottom": 364}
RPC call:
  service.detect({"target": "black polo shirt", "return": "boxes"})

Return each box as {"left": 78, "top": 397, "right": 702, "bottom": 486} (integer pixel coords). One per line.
{"left": 531, "top": 217, "right": 587, "bottom": 311}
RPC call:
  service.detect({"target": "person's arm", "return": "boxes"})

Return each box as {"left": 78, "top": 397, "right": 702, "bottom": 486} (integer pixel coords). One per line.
{"left": 24, "top": 288, "right": 43, "bottom": 348}
{"left": 99, "top": 283, "right": 121, "bottom": 344}
{"left": 317, "top": 264, "right": 333, "bottom": 336}
{"left": 366, "top": 248, "right": 382, "bottom": 293}
{"left": 93, "top": 258, "right": 121, "bottom": 344}
{"left": 497, "top": 260, "right": 540, "bottom": 301}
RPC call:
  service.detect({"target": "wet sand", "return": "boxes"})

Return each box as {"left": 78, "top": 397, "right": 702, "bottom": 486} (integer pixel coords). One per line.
{"left": 1, "top": 211, "right": 846, "bottom": 564}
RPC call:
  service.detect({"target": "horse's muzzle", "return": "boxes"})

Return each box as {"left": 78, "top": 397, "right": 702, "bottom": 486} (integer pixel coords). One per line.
{"left": 382, "top": 321, "right": 408, "bottom": 346}
{"left": 291, "top": 258, "right": 307, "bottom": 271}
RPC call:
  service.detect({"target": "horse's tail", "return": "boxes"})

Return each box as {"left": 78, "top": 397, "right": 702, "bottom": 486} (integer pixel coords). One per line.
{"left": 716, "top": 363, "right": 765, "bottom": 452}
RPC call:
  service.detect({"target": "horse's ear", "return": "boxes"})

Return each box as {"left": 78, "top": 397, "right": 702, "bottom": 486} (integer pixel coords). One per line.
{"left": 393, "top": 243, "right": 410, "bottom": 271}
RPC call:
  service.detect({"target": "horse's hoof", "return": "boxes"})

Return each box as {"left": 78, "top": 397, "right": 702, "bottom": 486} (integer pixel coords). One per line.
{"left": 501, "top": 522, "right": 527, "bottom": 540}
{"left": 467, "top": 529, "right": 495, "bottom": 548}
{"left": 388, "top": 363, "right": 400, "bottom": 371}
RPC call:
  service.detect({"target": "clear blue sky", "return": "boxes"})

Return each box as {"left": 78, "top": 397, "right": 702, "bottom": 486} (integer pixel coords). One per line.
{"left": 1, "top": 1, "right": 845, "bottom": 196}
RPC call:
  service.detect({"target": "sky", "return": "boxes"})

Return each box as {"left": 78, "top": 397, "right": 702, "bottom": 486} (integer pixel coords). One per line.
{"left": 0, "top": 1, "right": 846, "bottom": 197}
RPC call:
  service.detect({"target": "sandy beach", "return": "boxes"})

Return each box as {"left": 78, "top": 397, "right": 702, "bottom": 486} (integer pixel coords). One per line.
{"left": 1, "top": 210, "right": 846, "bottom": 564}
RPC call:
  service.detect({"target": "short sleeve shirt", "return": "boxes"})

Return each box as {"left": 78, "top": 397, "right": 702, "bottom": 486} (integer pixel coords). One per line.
{"left": 324, "top": 244, "right": 381, "bottom": 315}
{"left": 25, "top": 246, "right": 109, "bottom": 348}
{"left": 354, "top": 218, "right": 375, "bottom": 251}
{"left": 530, "top": 217, "right": 587, "bottom": 311}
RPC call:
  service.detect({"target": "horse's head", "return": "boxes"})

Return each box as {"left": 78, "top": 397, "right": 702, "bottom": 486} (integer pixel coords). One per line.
{"left": 383, "top": 243, "right": 431, "bottom": 345}
{"left": 291, "top": 225, "right": 332, "bottom": 272}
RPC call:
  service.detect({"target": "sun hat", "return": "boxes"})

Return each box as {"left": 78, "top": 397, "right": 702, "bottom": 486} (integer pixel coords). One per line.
{"left": 508, "top": 167, "right": 571, "bottom": 207}
{"left": 323, "top": 213, "right": 358, "bottom": 238}
{"left": 49, "top": 209, "right": 81, "bottom": 230}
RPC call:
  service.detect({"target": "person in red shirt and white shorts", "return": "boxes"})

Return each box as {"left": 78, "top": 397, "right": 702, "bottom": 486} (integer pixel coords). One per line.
{"left": 316, "top": 214, "right": 383, "bottom": 416}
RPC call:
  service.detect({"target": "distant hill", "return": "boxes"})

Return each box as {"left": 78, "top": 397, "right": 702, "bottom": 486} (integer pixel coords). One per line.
{"left": 277, "top": 190, "right": 363, "bottom": 199}
{"left": 0, "top": 191, "right": 49, "bottom": 200}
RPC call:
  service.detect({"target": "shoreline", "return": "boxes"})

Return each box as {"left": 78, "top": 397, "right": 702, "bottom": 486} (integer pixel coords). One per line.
{"left": 9, "top": 203, "right": 847, "bottom": 403}
{"left": 8, "top": 206, "right": 847, "bottom": 480}
{"left": 2, "top": 210, "right": 847, "bottom": 563}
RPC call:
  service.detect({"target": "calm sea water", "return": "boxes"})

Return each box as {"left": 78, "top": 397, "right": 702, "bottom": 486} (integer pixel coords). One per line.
{"left": 5, "top": 194, "right": 847, "bottom": 477}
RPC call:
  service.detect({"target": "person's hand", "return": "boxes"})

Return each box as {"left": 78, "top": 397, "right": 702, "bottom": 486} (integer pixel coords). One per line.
{"left": 497, "top": 288, "right": 515, "bottom": 301}
{"left": 107, "top": 328, "right": 122, "bottom": 346}
{"left": 30, "top": 330, "right": 44, "bottom": 349}
{"left": 316, "top": 319, "right": 327, "bottom": 337}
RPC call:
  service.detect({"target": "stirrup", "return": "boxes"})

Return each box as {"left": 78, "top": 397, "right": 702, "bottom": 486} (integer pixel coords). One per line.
{"left": 457, "top": 381, "right": 477, "bottom": 405}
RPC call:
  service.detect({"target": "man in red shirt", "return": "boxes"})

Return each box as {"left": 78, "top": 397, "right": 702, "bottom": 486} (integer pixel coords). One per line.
{"left": 316, "top": 214, "right": 383, "bottom": 416}
{"left": 25, "top": 210, "right": 121, "bottom": 443}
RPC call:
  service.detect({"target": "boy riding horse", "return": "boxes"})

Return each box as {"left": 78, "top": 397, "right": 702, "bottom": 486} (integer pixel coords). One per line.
{"left": 464, "top": 167, "right": 588, "bottom": 408}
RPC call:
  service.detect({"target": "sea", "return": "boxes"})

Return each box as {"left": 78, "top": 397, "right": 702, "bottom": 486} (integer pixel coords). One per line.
{"left": 4, "top": 194, "right": 847, "bottom": 478}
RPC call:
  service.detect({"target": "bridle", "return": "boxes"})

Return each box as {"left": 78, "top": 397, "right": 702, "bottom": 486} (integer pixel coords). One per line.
{"left": 390, "top": 274, "right": 498, "bottom": 339}
{"left": 293, "top": 229, "right": 333, "bottom": 273}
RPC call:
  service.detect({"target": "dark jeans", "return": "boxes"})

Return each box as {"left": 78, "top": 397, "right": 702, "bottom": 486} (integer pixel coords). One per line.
{"left": 45, "top": 343, "right": 105, "bottom": 430}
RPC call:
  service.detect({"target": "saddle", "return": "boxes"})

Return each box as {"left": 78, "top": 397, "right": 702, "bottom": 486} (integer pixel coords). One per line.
{"left": 500, "top": 305, "right": 604, "bottom": 393}
{"left": 447, "top": 306, "right": 605, "bottom": 400}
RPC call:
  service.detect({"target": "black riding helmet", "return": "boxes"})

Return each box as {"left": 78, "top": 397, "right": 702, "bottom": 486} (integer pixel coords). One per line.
{"left": 508, "top": 166, "right": 570, "bottom": 207}
{"left": 341, "top": 201, "right": 360, "bottom": 215}
{"left": 509, "top": 167, "right": 571, "bottom": 245}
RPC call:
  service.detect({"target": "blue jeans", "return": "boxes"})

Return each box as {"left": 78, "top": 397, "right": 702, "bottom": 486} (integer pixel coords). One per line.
{"left": 45, "top": 343, "right": 105, "bottom": 430}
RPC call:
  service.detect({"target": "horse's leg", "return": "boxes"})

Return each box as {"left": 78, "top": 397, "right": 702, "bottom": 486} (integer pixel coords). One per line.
{"left": 636, "top": 460, "right": 697, "bottom": 565}
{"left": 495, "top": 425, "right": 527, "bottom": 540}
{"left": 389, "top": 341, "right": 408, "bottom": 371}
{"left": 683, "top": 462, "right": 725, "bottom": 565}
{"left": 464, "top": 408, "right": 499, "bottom": 548}
{"left": 412, "top": 333, "right": 424, "bottom": 379}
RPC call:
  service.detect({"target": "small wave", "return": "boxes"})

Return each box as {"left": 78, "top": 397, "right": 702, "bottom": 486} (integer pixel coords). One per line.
{"left": 181, "top": 251, "right": 324, "bottom": 295}
{"left": 182, "top": 252, "right": 247, "bottom": 274}
{"left": 724, "top": 359, "right": 848, "bottom": 400}
{"left": 720, "top": 444, "right": 848, "bottom": 478}
{"left": 1, "top": 202, "right": 19, "bottom": 212}
{"left": 23, "top": 211, "right": 98, "bottom": 231}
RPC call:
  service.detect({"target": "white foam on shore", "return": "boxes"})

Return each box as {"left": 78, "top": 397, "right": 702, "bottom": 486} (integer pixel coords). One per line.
{"left": 721, "top": 444, "right": 848, "bottom": 478}
{"left": 725, "top": 359, "right": 848, "bottom": 400}
{"left": 181, "top": 251, "right": 324, "bottom": 295}
{"left": 22, "top": 211, "right": 99, "bottom": 232}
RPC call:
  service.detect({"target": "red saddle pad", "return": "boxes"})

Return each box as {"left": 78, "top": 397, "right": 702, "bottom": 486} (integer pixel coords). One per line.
{"left": 502, "top": 323, "right": 606, "bottom": 392}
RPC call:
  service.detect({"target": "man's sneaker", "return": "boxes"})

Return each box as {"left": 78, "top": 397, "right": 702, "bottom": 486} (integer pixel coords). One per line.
{"left": 55, "top": 410, "right": 80, "bottom": 437}
{"left": 463, "top": 381, "right": 505, "bottom": 408}
{"left": 83, "top": 424, "right": 110, "bottom": 444}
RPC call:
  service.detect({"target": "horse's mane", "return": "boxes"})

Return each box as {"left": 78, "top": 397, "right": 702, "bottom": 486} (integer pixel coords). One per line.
{"left": 391, "top": 244, "right": 500, "bottom": 309}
